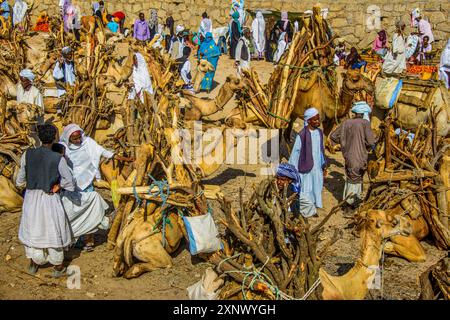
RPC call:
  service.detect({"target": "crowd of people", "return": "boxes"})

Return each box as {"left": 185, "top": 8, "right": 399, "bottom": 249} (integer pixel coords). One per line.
{"left": 3, "top": 1, "right": 450, "bottom": 276}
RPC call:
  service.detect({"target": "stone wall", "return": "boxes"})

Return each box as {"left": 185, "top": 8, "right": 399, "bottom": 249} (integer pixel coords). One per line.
{"left": 30, "top": 0, "right": 449, "bottom": 49}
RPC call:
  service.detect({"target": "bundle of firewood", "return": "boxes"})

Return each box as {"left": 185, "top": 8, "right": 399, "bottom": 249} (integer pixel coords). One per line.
{"left": 235, "top": 6, "right": 337, "bottom": 129}
{"left": 365, "top": 116, "right": 449, "bottom": 250}
{"left": 419, "top": 257, "right": 449, "bottom": 300}
{"left": 208, "top": 179, "right": 343, "bottom": 300}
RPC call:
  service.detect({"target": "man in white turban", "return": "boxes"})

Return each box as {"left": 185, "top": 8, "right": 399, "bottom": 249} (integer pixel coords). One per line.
{"left": 169, "top": 25, "right": 185, "bottom": 59}
{"left": 53, "top": 46, "right": 76, "bottom": 97}
{"left": 17, "top": 69, "right": 44, "bottom": 110}
{"left": 288, "top": 107, "right": 327, "bottom": 217}
{"left": 330, "top": 101, "right": 376, "bottom": 215}
{"left": 382, "top": 20, "right": 407, "bottom": 74}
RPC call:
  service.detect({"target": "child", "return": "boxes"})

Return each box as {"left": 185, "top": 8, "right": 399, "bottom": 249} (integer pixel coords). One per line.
{"left": 416, "top": 35, "right": 432, "bottom": 64}
{"left": 106, "top": 14, "right": 119, "bottom": 33}
{"left": 177, "top": 46, "right": 194, "bottom": 93}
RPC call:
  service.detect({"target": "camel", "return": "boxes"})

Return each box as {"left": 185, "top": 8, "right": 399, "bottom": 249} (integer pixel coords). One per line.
{"left": 320, "top": 209, "right": 413, "bottom": 300}
{"left": 372, "top": 77, "right": 450, "bottom": 137}
{"left": 192, "top": 59, "right": 215, "bottom": 92}
{"left": 182, "top": 75, "right": 245, "bottom": 121}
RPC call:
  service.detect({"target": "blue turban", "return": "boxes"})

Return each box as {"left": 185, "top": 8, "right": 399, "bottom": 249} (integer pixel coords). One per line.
{"left": 276, "top": 163, "right": 300, "bottom": 184}
{"left": 303, "top": 107, "right": 319, "bottom": 126}
{"left": 62, "top": 46, "right": 72, "bottom": 55}
{"left": 351, "top": 101, "right": 372, "bottom": 122}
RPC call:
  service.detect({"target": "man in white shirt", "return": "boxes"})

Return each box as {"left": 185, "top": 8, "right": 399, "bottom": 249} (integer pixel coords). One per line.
{"left": 53, "top": 46, "right": 76, "bottom": 98}
{"left": 17, "top": 69, "right": 44, "bottom": 111}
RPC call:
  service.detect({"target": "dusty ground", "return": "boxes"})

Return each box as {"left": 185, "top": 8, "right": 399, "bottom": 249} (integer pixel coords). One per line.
{"left": 0, "top": 55, "right": 446, "bottom": 300}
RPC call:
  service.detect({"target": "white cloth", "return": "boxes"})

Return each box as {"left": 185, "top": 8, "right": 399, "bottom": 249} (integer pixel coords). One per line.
{"left": 343, "top": 180, "right": 363, "bottom": 205}
{"left": 16, "top": 84, "right": 44, "bottom": 110}
{"left": 176, "top": 25, "right": 184, "bottom": 34}
{"left": 411, "top": 8, "right": 420, "bottom": 27}
{"left": 53, "top": 61, "right": 76, "bottom": 97}
{"left": 16, "top": 153, "right": 74, "bottom": 251}
{"left": 273, "top": 32, "right": 287, "bottom": 63}
{"left": 19, "top": 69, "right": 35, "bottom": 80}
{"left": 382, "top": 33, "right": 406, "bottom": 74}
{"left": 60, "top": 124, "right": 114, "bottom": 191}
{"left": 405, "top": 34, "right": 419, "bottom": 59}
{"left": 418, "top": 19, "right": 434, "bottom": 43}
{"left": 199, "top": 18, "right": 212, "bottom": 37}
{"left": 180, "top": 60, "right": 191, "bottom": 85}
{"left": 289, "top": 129, "right": 325, "bottom": 209}
{"left": 13, "top": 0, "right": 28, "bottom": 26}
{"left": 128, "top": 52, "right": 154, "bottom": 102}
{"left": 169, "top": 37, "right": 185, "bottom": 60}
{"left": 24, "top": 246, "right": 65, "bottom": 266}
{"left": 61, "top": 189, "right": 110, "bottom": 238}
{"left": 439, "top": 39, "right": 450, "bottom": 89}
{"left": 65, "top": 4, "right": 81, "bottom": 30}
{"left": 294, "top": 21, "right": 299, "bottom": 33}
{"left": 251, "top": 11, "right": 265, "bottom": 55}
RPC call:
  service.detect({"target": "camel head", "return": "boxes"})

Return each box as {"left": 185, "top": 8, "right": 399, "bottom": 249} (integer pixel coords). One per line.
{"left": 355, "top": 209, "right": 412, "bottom": 240}
{"left": 197, "top": 59, "right": 215, "bottom": 74}
{"left": 224, "top": 75, "right": 245, "bottom": 92}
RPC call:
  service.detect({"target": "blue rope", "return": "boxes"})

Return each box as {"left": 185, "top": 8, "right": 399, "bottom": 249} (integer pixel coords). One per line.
{"left": 147, "top": 174, "right": 170, "bottom": 206}
{"left": 132, "top": 175, "right": 142, "bottom": 206}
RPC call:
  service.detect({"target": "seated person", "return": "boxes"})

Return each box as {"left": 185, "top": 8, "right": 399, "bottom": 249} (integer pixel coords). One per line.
{"left": 416, "top": 35, "right": 432, "bottom": 65}
{"left": 345, "top": 47, "right": 367, "bottom": 72}
{"left": 106, "top": 14, "right": 119, "bottom": 33}
{"left": 333, "top": 38, "right": 347, "bottom": 65}
{"left": 372, "top": 30, "right": 388, "bottom": 57}
{"left": 112, "top": 11, "right": 125, "bottom": 33}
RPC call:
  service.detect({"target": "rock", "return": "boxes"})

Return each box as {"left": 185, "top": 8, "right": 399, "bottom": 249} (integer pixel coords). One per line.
{"left": 86, "top": 292, "right": 95, "bottom": 298}
{"left": 5, "top": 254, "right": 11, "bottom": 261}
{"left": 330, "top": 18, "right": 347, "bottom": 29}
{"left": 428, "top": 12, "right": 446, "bottom": 24}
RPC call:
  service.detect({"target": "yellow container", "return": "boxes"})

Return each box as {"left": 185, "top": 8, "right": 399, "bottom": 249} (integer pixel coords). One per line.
{"left": 421, "top": 72, "right": 432, "bottom": 80}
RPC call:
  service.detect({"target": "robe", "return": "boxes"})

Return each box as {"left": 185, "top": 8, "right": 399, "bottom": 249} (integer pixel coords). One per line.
{"left": 16, "top": 84, "right": 44, "bottom": 110}
{"left": 229, "top": 20, "right": 240, "bottom": 59}
{"left": 197, "top": 35, "right": 220, "bottom": 91}
{"left": 251, "top": 12, "right": 265, "bottom": 57}
{"left": 289, "top": 129, "right": 325, "bottom": 209}
{"left": 439, "top": 40, "right": 450, "bottom": 89}
{"left": 382, "top": 33, "right": 406, "bottom": 74}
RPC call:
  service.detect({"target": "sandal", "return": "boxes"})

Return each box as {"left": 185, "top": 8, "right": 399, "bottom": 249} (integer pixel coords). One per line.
{"left": 27, "top": 261, "right": 39, "bottom": 275}
{"left": 52, "top": 267, "right": 68, "bottom": 278}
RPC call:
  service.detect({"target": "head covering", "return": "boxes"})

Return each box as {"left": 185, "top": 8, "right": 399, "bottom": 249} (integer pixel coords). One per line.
{"left": 395, "top": 19, "right": 405, "bottom": 30}
{"left": 13, "top": 0, "right": 28, "bottom": 26}
{"left": 19, "top": 69, "right": 35, "bottom": 81}
{"left": 62, "top": 46, "right": 72, "bottom": 55}
{"left": 351, "top": 101, "right": 372, "bottom": 122}
{"left": 132, "top": 53, "right": 154, "bottom": 96}
{"left": 175, "top": 25, "right": 184, "bottom": 35}
{"left": 411, "top": 8, "right": 421, "bottom": 27}
{"left": 60, "top": 123, "right": 84, "bottom": 147}
{"left": 378, "top": 30, "right": 387, "bottom": 46}
{"left": 231, "top": 11, "right": 242, "bottom": 36}
{"left": 276, "top": 163, "right": 300, "bottom": 185}
{"left": 304, "top": 107, "right": 319, "bottom": 126}
{"left": 252, "top": 11, "right": 266, "bottom": 54}
{"left": 281, "top": 11, "right": 289, "bottom": 30}
{"left": 92, "top": 2, "right": 100, "bottom": 13}
{"left": 148, "top": 9, "right": 158, "bottom": 29}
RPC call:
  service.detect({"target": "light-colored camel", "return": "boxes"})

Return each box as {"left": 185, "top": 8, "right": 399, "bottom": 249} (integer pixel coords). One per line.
{"left": 372, "top": 78, "right": 450, "bottom": 137}
{"left": 192, "top": 59, "right": 215, "bottom": 92}
{"left": 182, "top": 75, "right": 245, "bottom": 121}
{"left": 320, "top": 209, "right": 413, "bottom": 300}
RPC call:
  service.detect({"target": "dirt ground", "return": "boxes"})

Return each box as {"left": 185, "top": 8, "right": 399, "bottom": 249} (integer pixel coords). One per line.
{"left": 0, "top": 55, "right": 446, "bottom": 300}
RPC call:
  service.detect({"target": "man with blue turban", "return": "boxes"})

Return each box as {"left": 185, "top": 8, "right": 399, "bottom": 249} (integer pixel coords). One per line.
{"left": 330, "top": 101, "right": 377, "bottom": 214}
{"left": 17, "top": 69, "right": 44, "bottom": 110}
{"left": 276, "top": 163, "right": 316, "bottom": 218}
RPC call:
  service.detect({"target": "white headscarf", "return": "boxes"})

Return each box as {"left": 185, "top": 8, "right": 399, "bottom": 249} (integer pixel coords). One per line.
{"left": 251, "top": 11, "right": 265, "bottom": 53}
{"left": 304, "top": 107, "right": 319, "bottom": 126}
{"left": 411, "top": 8, "right": 421, "bottom": 27}
{"left": 132, "top": 52, "right": 154, "bottom": 97}
{"left": 176, "top": 25, "right": 185, "bottom": 35}
{"left": 13, "top": 0, "right": 28, "bottom": 26}
{"left": 19, "top": 69, "right": 35, "bottom": 81}
{"left": 60, "top": 124, "right": 113, "bottom": 190}
{"left": 351, "top": 101, "right": 372, "bottom": 122}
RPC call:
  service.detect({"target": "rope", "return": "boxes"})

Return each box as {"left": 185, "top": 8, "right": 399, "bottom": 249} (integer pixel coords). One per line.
{"left": 147, "top": 173, "right": 170, "bottom": 206}
{"left": 267, "top": 111, "right": 291, "bottom": 123}
{"left": 132, "top": 175, "right": 142, "bottom": 206}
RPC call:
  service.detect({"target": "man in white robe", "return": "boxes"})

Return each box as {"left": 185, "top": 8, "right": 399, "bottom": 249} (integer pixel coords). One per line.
{"left": 251, "top": 11, "right": 265, "bottom": 60}
{"left": 16, "top": 124, "right": 74, "bottom": 277}
{"left": 289, "top": 107, "right": 327, "bottom": 217}
{"left": 273, "top": 32, "right": 288, "bottom": 64}
{"left": 439, "top": 39, "right": 450, "bottom": 89}
{"left": 16, "top": 69, "right": 44, "bottom": 110}
{"left": 235, "top": 27, "right": 251, "bottom": 76}
{"left": 382, "top": 20, "right": 406, "bottom": 74}
{"left": 127, "top": 52, "right": 154, "bottom": 103}
{"left": 53, "top": 46, "right": 76, "bottom": 97}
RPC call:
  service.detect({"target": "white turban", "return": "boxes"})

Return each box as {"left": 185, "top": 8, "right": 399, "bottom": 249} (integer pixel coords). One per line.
{"left": 175, "top": 25, "right": 185, "bottom": 34}
{"left": 304, "top": 107, "right": 319, "bottom": 126}
{"left": 19, "top": 69, "right": 35, "bottom": 81}
{"left": 351, "top": 101, "right": 372, "bottom": 122}
{"left": 62, "top": 46, "right": 72, "bottom": 54}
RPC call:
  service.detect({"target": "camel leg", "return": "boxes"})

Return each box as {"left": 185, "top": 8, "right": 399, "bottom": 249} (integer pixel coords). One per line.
{"left": 123, "top": 261, "right": 171, "bottom": 279}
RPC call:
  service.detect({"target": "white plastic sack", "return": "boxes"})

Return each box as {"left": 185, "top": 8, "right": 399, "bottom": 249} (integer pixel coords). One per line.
{"left": 183, "top": 213, "right": 223, "bottom": 255}
{"left": 187, "top": 267, "right": 224, "bottom": 300}
{"left": 375, "top": 77, "right": 403, "bottom": 109}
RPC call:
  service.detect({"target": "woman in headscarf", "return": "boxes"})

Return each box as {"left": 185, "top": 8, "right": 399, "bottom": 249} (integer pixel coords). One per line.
{"left": 276, "top": 11, "right": 292, "bottom": 40}
{"left": 197, "top": 32, "right": 221, "bottom": 92}
{"left": 128, "top": 52, "right": 154, "bottom": 102}
{"left": 345, "top": 47, "right": 367, "bottom": 72}
{"left": 251, "top": 11, "right": 265, "bottom": 60}
{"left": 148, "top": 9, "right": 158, "bottom": 41}
{"left": 439, "top": 39, "right": 450, "bottom": 89}
{"left": 372, "top": 30, "right": 388, "bottom": 57}
{"left": 59, "top": 124, "right": 133, "bottom": 251}
{"left": 229, "top": 11, "right": 242, "bottom": 59}
{"left": 382, "top": 20, "right": 407, "bottom": 74}
{"left": 177, "top": 46, "right": 194, "bottom": 93}
{"left": 13, "top": 0, "right": 28, "bottom": 29}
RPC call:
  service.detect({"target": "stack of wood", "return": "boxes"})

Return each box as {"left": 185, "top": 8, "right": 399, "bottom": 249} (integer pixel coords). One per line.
{"left": 420, "top": 257, "right": 449, "bottom": 300}
{"left": 236, "top": 6, "right": 337, "bottom": 129}
{"left": 365, "top": 116, "right": 449, "bottom": 250}
{"left": 208, "top": 179, "right": 343, "bottom": 300}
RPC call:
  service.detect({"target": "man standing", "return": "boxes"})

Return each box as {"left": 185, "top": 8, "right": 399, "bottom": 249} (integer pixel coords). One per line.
{"left": 169, "top": 25, "right": 185, "bottom": 60}
{"left": 289, "top": 107, "right": 327, "bottom": 216}
{"left": 330, "top": 101, "right": 376, "bottom": 214}
{"left": 53, "top": 46, "right": 76, "bottom": 98}
{"left": 16, "top": 69, "right": 44, "bottom": 110}
{"left": 164, "top": 11, "right": 175, "bottom": 52}
{"left": 16, "top": 124, "right": 75, "bottom": 277}
{"left": 276, "top": 163, "right": 316, "bottom": 218}
{"left": 133, "top": 12, "right": 150, "bottom": 43}
{"left": 235, "top": 27, "right": 251, "bottom": 76}
{"left": 382, "top": 20, "right": 406, "bottom": 75}
{"left": 412, "top": 9, "right": 434, "bottom": 44}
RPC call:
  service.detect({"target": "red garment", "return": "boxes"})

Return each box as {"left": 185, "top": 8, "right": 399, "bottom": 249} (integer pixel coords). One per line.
{"left": 112, "top": 11, "right": 125, "bottom": 21}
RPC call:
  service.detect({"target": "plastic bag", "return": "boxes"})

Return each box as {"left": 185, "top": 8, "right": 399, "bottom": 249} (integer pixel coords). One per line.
{"left": 375, "top": 77, "right": 403, "bottom": 109}
{"left": 183, "top": 213, "right": 223, "bottom": 255}
{"left": 187, "top": 268, "right": 223, "bottom": 300}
